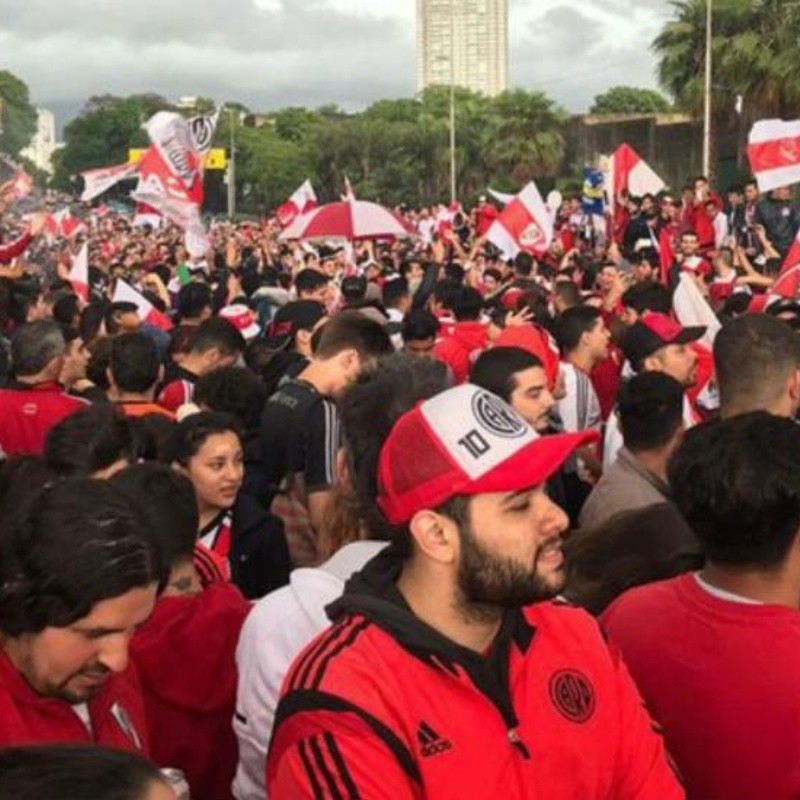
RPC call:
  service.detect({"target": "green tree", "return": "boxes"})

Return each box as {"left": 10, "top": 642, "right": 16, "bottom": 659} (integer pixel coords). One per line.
{"left": 591, "top": 86, "right": 672, "bottom": 115}
{"left": 0, "top": 70, "right": 37, "bottom": 157}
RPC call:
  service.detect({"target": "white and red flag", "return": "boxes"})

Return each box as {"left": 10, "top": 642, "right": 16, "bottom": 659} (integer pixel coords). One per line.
{"left": 276, "top": 180, "right": 318, "bottom": 227}
{"left": 485, "top": 182, "right": 555, "bottom": 258}
{"left": 747, "top": 119, "right": 800, "bottom": 193}
{"left": 80, "top": 161, "right": 138, "bottom": 202}
{"left": 603, "top": 144, "right": 665, "bottom": 210}
{"left": 43, "top": 209, "right": 86, "bottom": 242}
{"left": 112, "top": 278, "right": 173, "bottom": 331}
{"left": 188, "top": 108, "right": 220, "bottom": 156}
{"left": 68, "top": 244, "right": 90, "bottom": 302}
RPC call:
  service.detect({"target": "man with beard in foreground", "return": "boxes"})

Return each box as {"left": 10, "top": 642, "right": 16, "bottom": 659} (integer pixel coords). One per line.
{"left": 266, "top": 384, "right": 683, "bottom": 799}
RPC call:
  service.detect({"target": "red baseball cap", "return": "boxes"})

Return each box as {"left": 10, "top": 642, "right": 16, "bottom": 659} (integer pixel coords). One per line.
{"left": 377, "top": 384, "right": 598, "bottom": 525}
{"left": 622, "top": 311, "right": 706, "bottom": 369}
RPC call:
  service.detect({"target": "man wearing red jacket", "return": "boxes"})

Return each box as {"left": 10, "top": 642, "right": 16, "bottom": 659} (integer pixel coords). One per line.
{"left": 0, "top": 320, "right": 88, "bottom": 458}
{"left": 0, "top": 479, "right": 162, "bottom": 755}
{"left": 116, "top": 463, "right": 252, "bottom": 800}
{"left": 433, "top": 286, "right": 489, "bottom": 383}
{"left": 603, "top": 413, "right": 800, "bottom": 800}
{"left": 267, "top": 384, "right": 684, "bottom": 799}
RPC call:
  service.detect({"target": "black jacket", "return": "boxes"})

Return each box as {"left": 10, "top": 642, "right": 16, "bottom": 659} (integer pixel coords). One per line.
{"left": 231, "top": 494, "right": 292, "bottom": 599}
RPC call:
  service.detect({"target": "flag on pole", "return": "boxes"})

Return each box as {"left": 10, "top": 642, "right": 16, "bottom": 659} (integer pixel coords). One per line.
{"left": 68, "top": 244, "right": 90, "bottom": 302}
{"left": 276, "top": 180, "right": 318, "bottom": 227}
{"left": 603, "top": 144, "right": 665, "bottom": 211}
{"left": 485, "top": 182, "right": 555, "bottom": 259}
{"left": 188, "top": 108, "right": 221, "bottom": 156}
{"left": 80, "top": 162, "right": 138, "bottom": 202}
{"left": 747, "top": 119, "right": 800, "bottom": 193}
{"left": 112, "top": 279, "right": 173, "bottom": 331}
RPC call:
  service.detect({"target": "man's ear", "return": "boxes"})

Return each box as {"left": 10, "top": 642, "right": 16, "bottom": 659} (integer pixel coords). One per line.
{"left": 408, "top": 510, "right": 459, "bottom": 565}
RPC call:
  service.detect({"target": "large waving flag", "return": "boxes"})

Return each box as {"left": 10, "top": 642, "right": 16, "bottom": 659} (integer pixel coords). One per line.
{"left": 488, "top": 188, "right": 515, "bottom": 206}
{"left": 80, "top": 161, "right": 138, "bottom": 202}
{"left": 112, "top": 278, "right": 173, "bottom": 331}
{"left": 747, "top": 119, "right": 800, "bottom": 193}
{"left": 68, "top": 244, "right": 90, "bottom": 302}
{"left": 485, "top": 182, "right": 554, "bottom": 259}
{"left": 131, "top": 112, "right": 208, "bottom": 256}
{"left": 276, "top": 180, "right": 318, "bottom": 227}
{"left": 603, "top": 144, "right": 665, "bottom": 210}
{"left": 188, "top": 108, "right": 220, "bottom": 156}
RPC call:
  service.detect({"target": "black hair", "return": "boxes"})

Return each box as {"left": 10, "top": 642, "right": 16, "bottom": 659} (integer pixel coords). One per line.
{"left": 452, "top": 286, "right": 483, "bottom": 322}
{"left": 177, "top": 282, "right": 212, "bottom": 320}
{"left": 167, "top": 411, "right": 243, "bottom": 467}
{"left": 443, "top": 263, "right": 465, "bottom": 284}
{"left": 0, "top": 479, "right": 164, "bottom": 636}
{"left": 194, "top": 366, "right": 268, "bottom": 432}
{"left": 669, "top": 412, "right": 800, "bottom": 568}
{"left": 186, "top": 316, "right": 246, "bottom": 357}
{"left": 110, "top": 333, "right": 160, "bottom": 394}
{"left": 10, "top": 321, "right": 65, "bottom": 377}
{"left": 565, "top": 503, "right": 703, "bottom": 616}
{"left": 401, "top": 308, "right": 440, "bottom": 343}
{"left": 622, "top": 281, "right": 673, "bottom": 316}
{"left": 44, "top": 405, "right": 135, "bottom": 478}
{"left": 52, "top": 293, "right": 81, "bottom": 328}
{"left": 618, "top": 372, "right": 684, "bottom": 452}
{"left": 112, "top": 464, "right": 198, "bottom": 568}
{"left": 635, "top": 248, "right": 659, "bottom": 267}
{"left": 553, "top": 305, "right": 602, "bottom": 355}
{"left": 295, "top": 269, "right": 329, "bottom": 296}
{"left": 431, "top": 278, "right": 461, "bottom": 311}
{"left": 104, "top": 302, "right": 139, "bottom": 336}
{"left": 514, "top": 252, "right": 534, "bottom": 278}
{"left": 0, "top": 456, "right": 55, "bottom": 527}
{"left": 553, "top": 281, "right": 581, "bottom": 310}
{"left": 86, "top": 336, "right": 113, "bottom": 390}
{"left": 314, "top": 311, "right": 393, "bottom": 361}
{"left": 0, "top": 744, "right": 166, "bottom": 800}
{"left": 714, "top": 314, "right": 800, "bottom": 416}
{"left": 79, "top": 301, "right": 107, "bottom": 345}
{"left": 470, "top": 347, "right": 543, "bottom": 403}
{"left": 339, "top": 354, "right": 451, "bottom": 541}
{"left": 341, "top": 276, "right": 368, "bottom": 302}
{"left": 383, "top": 276, "right": 410, "bottom": 309}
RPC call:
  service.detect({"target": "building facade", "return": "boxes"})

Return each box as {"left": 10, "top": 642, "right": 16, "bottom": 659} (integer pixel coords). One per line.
{"left": 417, "top": 0, "right": 508, "bottom": 97}
{"left": 21, "top": 108, "right": 60, "bottom": 175}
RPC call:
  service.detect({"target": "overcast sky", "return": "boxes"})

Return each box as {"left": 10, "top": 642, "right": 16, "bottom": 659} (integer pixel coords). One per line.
{"left": 1, "top": 0, "right": 672, "bottom": 131}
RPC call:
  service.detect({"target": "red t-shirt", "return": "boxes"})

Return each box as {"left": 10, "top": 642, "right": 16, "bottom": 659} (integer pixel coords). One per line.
{"left": 602, "top": 573, "right": 800, "bottom": 800}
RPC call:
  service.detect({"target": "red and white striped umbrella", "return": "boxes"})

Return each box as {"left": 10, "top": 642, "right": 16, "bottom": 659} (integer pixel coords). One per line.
{"left": 279, "top": 199, "right": 408, "bottom": 241}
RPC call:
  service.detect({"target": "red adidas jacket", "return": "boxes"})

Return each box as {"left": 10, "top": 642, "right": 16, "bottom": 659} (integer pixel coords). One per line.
{"left": 267, "top": 550, "right": 684, "bottom": 799}
{"left": 433, "top": 321, "right": 490, "bottom": 384}
{"left": 130, "top": 582, "right": 251, "bottom": 800}
{"left": 0, "top": 381, "right": 88, "bottom": 457}
{"left": 0, "top": 648, "right": 150, "bottom": 754}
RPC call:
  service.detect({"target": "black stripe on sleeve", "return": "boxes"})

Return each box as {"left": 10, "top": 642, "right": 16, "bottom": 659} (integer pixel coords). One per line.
{"left": 310, "top": 620, "right": 371, "bottom": 690}
{"left": 298, "top": 738, "right": 325, "bottom": 800}
{"left": 309, "top": 734, "right": 343, "bottom": 800}
{"left": 292, "top": 618, "right": 354, "bottom": 691}
{"left": 324, "top": 732, "right": 360, "bottom": 800}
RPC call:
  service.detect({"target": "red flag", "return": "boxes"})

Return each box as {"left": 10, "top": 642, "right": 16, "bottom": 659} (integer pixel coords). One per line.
{"left": 485, "top": 182, "right": 554, "bottom": 258}
{"left": 604, "top": 144, "right": 665, "bottom": 211}
{"left": 276, "top": 180, "right": 318, "bottom": 227}
{"left": 747, "top": 119, "right": 800, "bottom": 193}
{"left": 112, "top": 279, "right": 173, "bottom": 331}
{"left": 68, "top": 244, "right": 89, "bottom": 302}
{"left": 80, "top": 162, "right": 138, "bottom": 202}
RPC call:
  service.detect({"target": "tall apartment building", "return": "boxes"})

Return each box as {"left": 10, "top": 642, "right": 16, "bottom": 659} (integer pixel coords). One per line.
{"left": 416, "top": 0, "right": 508, "bottom": 97}
{"left": 21, "top": 108, "right": 61, "bottom": 175}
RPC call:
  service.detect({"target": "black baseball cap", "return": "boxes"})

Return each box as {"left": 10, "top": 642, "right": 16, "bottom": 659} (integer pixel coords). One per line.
{"left": 623, "top": 312, "right": 706, "bottom": 370}
{"left": 264, "top": 301, "right": 327, "bottom": 350}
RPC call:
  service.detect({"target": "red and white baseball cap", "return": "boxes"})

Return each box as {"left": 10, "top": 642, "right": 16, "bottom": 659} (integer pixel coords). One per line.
{"left": 219, "top": 304, "right": 261, "bottom": 341}
{"left": 622, "top": 311, "right": 706, "bottom": 369}
{"left": 377, "top": 384, "right": 598, "bottom": 525}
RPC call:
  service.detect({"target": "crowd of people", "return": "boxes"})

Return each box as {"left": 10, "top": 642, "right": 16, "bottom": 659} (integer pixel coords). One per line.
{"left": 0, "top": 171, "right": 799, "bottom": 799}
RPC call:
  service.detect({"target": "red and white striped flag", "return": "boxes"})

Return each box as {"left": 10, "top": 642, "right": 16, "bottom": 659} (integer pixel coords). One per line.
{"left": 68, "top": 244, "right": 90, "bottom": 302}
{"left": 485, "top": 182, "right": 554, "bottom": 258}
{"left": 112, "top": 279, "right": 173, "bottom": 331}
{"left": 604, "top": 144, "right": 665, "bottom": 211}
{"left": 747, "top": 119, "right": 800, "bottom": 193}
{"left": 276, "top": 180, "right": 318, "bottom": 226}
{"left": 80, "top": 161, "right": 138, "bottom": 202}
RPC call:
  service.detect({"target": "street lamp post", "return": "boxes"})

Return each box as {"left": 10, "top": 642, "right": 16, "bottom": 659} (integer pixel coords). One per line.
{"left": 702, "top": 0, "right": 713, "bottom": 178}
{"left": 227, "top": 108, "right": 236, "bottom": 219}
{"left": 449, "top": 0, "right": 457, "bottom": 204}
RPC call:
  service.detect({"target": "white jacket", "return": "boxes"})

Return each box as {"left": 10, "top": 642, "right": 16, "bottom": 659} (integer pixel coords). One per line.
{"left": 232, "top": 541, "right": 387, "bottom": 800}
